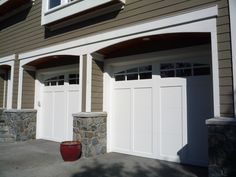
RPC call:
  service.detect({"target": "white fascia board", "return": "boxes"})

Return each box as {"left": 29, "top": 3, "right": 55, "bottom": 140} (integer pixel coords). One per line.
{"left": 21, "top": 5, "right": 218, "bottom": 60}
{"left": 0, "top": 0, "right": 8, "bottom": 6}
{"left": 0, "top": 54, "right": 15, "bottom": 64}
{"left": 229, "top": 0, "right": 236, "bottom": 117}
{"left": 42, "top": 0, "right": 125, "bottom": 25}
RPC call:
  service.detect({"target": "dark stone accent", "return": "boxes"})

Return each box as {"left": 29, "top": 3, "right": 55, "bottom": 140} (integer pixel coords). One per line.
{"left": 206, "top": 117, "right": 236, "bottom": 177}
{"left": 73, "top": 112, "right": 107, "bottom": 158}
{"left": 2, "top": 109, "right": 37, "bottom": 141}
{"left": 0, "top": 108, "right": 5, "bottom": 121}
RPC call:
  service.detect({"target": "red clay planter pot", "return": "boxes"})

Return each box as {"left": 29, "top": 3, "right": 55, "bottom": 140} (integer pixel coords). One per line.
{"left": 60, "top": 141, "right": 82, "bottom": 161}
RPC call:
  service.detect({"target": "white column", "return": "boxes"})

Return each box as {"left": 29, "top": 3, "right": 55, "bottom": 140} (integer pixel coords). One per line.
{"left": 79, "top": 55, "right": 84, "bottom": 112}
{"left": 17, "top": 64, "right": 23, "bottom": 109}
{"left": 86, "top": 54, "right": 92, "bottom": 112}
{"left": 229, "top": 0, "right": 236, "bottom": 116}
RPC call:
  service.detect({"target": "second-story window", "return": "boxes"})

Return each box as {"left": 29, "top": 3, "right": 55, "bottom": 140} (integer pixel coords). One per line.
{"left": 49, "top": 0, "right": 61, "bottom": 9}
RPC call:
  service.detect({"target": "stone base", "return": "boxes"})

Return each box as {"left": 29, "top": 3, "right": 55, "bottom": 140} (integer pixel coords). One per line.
{"left": 206, "top": 117, "right": 236, "bottom": 177}
{"left": 2, "top": 109, "right": 37, "bottom": 141}
{"left": 73, "top": 112, "right": 107, "bottom": 158}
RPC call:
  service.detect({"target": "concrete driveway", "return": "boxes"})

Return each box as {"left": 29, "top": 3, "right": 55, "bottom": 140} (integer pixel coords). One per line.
{"left": 0, "top": 140, "right": 208, "bottom": 177}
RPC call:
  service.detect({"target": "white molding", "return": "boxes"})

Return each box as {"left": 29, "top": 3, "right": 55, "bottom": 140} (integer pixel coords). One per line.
{"left": 0, "top": 0, "right": 8, "bottom": 6}
{"left": 0, "top": 54, "right": 15, "bottom": 63}
{"left": 229, "top": 0, "right": 236, "bottom": 117}
{"left": 79, "top": 55, "right": 83, "bottom": 112}
{"left": 0, "top": 60, "right": 14, "bottom": 109}
{"left": 17, "top": 66, "right": 23, "bottom": 109}
{"left": 86, "top": 54, "right": 92, "bottom": 112}
{"left": 20, "top": 5, "right": 218, "bottom": 60}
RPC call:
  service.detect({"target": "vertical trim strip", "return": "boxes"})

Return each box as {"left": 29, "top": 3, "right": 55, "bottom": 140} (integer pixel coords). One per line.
{"left": 86, "top": 54, "right": 92, "bottom": 112}
{"left": 229, "top": 0, "right": 236, "bottom": 117}
{"left": 81, "top": 54, "right": 87, "bottom": 112}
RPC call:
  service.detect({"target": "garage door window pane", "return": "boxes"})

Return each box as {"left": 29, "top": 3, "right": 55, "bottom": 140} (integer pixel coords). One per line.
{"left": 48, "top": 0, "right": 61, "bottom": 9}
{"left": 127, "top": 74, "right": 138, "bottom": 80}
{"left": 161, "top": 70, "right": 175, "bottom": 77}
{"left": 115, "top": 75, "right": 125, "bottom": 81}
{"left": 69, "top": 74, "right": 79, "bottom": 84}
{"left": 140, "top": 72, "right": 152, "bottom": 79}
{"left": 176, "top": 69, "right": 192, "bottom": 77}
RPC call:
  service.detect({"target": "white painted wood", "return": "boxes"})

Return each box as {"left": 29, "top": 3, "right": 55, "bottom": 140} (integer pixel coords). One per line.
{"left": 86, "top": 54, "right": 92, "bottom": 112}
{"left": 39, "top": 70, "right": 80, "bottom": 142}
{"left": 108, "top": 55, "right": 213, "bottom": 166}
{"left": 229, "top": 0, "right": 236, "bottom": 117}
{"left": 160, "top": 78, "right": 187, "bottom": 162}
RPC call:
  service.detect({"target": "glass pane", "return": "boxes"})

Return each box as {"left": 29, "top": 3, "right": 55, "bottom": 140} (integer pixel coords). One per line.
{"left": 140, "top": 72, "right": 152, "bottom": 79}
{"left": 58, "top": 80, "right": 64, "bottom": 85}
{"left": 160, "top": 63, "right": 174, "bottom": 70}
{"left": 69, "top": 74, "right": 77, "bottom": 78}
{"left": 160, "top": 70, "right": 175, "bottom": 77}
{"left": 176, "top": 63, "right": 191, "bottom": 68}
{"left": 193, "top": 67, "right": 210, "bottom": 76}
{"left": 44, "top": 82, "right": 50, "bottom": 86}
{"left": 49, "top": 0, "right": 61, "bottom": 9}
{"left": 176, "top": 69, "right": 192, "bottom": 77}
{"left": 51, "top": 81, "right": 57, "bottom": 86}
{"left": 127, "top": 68, "right": 138, "bottom": 73}
{"left": 139, "top": 65, "right": 152, "bottom": 72}
{"left": 59, "top": 75, "right": 64, "bottom": 80}
{"left": 115, "top": 75, "right": 125, "bottom": 81}
{"left": 127, "top": 74, "right": 138, "bottom": 80}
{"left": 69, "top": 80, "right": 76, "bottom": 84}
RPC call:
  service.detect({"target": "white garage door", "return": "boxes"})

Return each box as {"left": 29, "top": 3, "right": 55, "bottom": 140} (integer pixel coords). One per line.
{"left": 111, "top": 62, "right": 213, "bottom": 166}
{"left": 41, "top": 72, "right": 80, "bottom": 142}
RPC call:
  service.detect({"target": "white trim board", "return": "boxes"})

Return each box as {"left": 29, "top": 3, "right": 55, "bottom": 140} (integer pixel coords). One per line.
{"left": 0, "top": 54, "right": 15, "bottom": 63}
{"left": 229, "top": 0, "right": 236, "bottom": 117}
{"left": 19, "top": 5, "right": 218, "bottom": 60}
{"left": 0, "top": 60, "right": 14, "bottom": 109}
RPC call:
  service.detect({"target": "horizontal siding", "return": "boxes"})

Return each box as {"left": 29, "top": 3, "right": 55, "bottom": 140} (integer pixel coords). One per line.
{"left": 12, "top": 58, "right": 19, "bottom": 109}
{"left": 21, "top": 70, "right": 35, "bottom": 109}
{"left": 0, "top": 0, "right": 234, "bottom": 116}
{"left": 91, "top": 60, "right": 103, "bottom": 112}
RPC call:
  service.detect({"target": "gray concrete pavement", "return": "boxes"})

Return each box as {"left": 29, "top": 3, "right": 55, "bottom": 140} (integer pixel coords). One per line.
{"left": 0, "top": 140, "right": 208, "bottom": 177}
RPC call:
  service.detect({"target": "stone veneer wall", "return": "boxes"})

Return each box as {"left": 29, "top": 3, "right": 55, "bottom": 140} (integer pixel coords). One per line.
{"left": 206, "top": 117, "right": 236, "bottom": 177}
{"left": 0, "top": 108, "right": 4, "bottom": 120}
{"left": 2, "top": 109, "right": 37, "bottom": 141}
{"left": 73, "top": 112, "right": 107, "bottom": 158}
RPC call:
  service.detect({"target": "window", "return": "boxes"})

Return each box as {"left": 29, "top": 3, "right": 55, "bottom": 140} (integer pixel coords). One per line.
{"left": 114, "top": 65, "right": 152, "bottom": 81}
{"left": 42, "top": 0, "right": 126, "bottom": 25}
{"left": 160, "top": 62, "right": 210, "bottom": 78}
{"left": 44, "top": 75, "right": 65, "bottom": 86}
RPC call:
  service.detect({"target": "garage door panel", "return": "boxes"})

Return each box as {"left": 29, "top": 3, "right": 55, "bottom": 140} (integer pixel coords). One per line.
{"left": 113, "top": 88, "right": 132, "bottom": 152}
{"left": 67, "top": 90, "right": 80, "bottom": 140}
{"left": 160, "top": 86, "right": 185, "bottom": 160}
{"left": 133, "top": 88, "right": 153, "bottom": 155}
{"left": 42, "top": 92, "right": 53, "bottom": 139}
{"left": 53, "top": 91, "right": 67, "bottom": 141}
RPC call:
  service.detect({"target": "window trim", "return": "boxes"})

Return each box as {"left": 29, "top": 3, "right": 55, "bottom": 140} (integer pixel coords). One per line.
{"left": 41, "top": 0, "right": 126, "bottom": 25}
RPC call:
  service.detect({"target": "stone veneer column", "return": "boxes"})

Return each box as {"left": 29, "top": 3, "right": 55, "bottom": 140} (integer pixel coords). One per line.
{"left": 73, "top": 112, "right": 107, "bottom": 158}
{"left": 206, "top": 117, "right": 236, "bottom": 177}
{"left": 3, "top": 109, "right": 37, "bottom": 141}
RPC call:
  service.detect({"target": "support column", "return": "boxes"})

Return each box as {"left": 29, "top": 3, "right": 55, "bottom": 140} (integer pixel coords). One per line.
{"left": 206, "top": 118, "right": 236, "bottom": 177}
{"left": 79, "top": 54, "right": 92, "bottom": 112}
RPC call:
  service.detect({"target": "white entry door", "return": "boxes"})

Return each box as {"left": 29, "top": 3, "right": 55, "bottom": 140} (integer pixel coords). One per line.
{"left": 41, "top": 72, "right": 80, "bottom": 142}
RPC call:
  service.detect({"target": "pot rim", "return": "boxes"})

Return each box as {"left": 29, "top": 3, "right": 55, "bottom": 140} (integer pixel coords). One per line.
{"left": 61, "top": 141, "right": 81, "bottom": 145}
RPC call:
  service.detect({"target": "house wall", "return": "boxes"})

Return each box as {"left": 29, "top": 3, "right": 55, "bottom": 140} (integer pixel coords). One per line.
{"left": 12, "top": 58, "right": 19, "bottom": 109}
{"left": 91, "top": 60, "right": 104, "bottom": 112}
{"left": 21, "top": 70, "right": 35, "bottom": 109}
{"left": 0, "top": 0, "right": 234, "bottom": 116}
